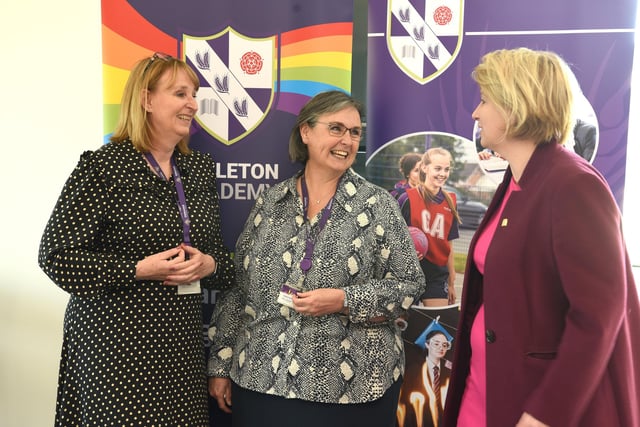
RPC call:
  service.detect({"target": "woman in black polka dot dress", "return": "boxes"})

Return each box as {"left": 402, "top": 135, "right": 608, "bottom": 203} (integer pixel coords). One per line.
{"left": 38, "top": 53, "right": 234, "bottom": 426}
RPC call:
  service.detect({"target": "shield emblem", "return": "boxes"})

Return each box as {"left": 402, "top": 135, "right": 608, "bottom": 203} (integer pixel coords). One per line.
{"left": 386, "top": 0, "right": 464, "bottom": 85}
{"left": 183, "top": 28, "right": 277, "bottom": 145}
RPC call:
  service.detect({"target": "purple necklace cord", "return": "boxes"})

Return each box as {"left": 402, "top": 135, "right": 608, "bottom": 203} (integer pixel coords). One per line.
{"left": 144, "top": 152, "right": 192, "bottom": 247}
{"left": 300, "top": 174, "right": 334, "bottom": 273}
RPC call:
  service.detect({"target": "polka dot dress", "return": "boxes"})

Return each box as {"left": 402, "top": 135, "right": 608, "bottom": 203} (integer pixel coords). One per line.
{"left": 39, "top": 141, "right": 233, "bottom": 426}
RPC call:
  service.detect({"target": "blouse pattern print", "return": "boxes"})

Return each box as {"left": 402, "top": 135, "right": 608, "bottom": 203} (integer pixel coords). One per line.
{"left": 38, "top": 140, "right": 233, "bottom": 426}
{"left": 208, "top": 168, "right": 425, "bottom": 404}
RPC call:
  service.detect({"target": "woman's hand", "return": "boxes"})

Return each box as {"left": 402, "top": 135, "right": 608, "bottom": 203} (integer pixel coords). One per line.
{"left": 293, "top": 288, "right": 392, "bottom": 322}
{"left": 163, "top": 244, "right": 216, "bottom": 285}
{"left": 209, "top": 377, "right": 232, "bottom": 413}
{"left": 447, "top": 280, "right": 457, "bottom": 305}
{"left": 478, "top": 150, "right": 493, "bottom": 160}
{"left": 135, "top": 247, "right": 186, "bottom": 282}
{"left": 293, "top": 288, "right": 345, "bottom": 316}
{"left": 135, "top": 245, "right": 216, "bottom": 286}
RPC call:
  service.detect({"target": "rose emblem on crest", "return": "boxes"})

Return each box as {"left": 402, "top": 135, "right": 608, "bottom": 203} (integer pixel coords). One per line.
{"left": 433, "top": 6, "right": 452, "bottom": 26}
{"left": 240, "top": 51, "right": 263, "bottom": 75}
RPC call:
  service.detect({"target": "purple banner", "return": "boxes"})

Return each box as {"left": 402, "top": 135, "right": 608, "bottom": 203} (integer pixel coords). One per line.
{"left": 366, "top": 0, "right": 636, "bottom": 205}
{"left": 365, "top": 3, "right": 637, "bottom": 424}
{"left": 104, "top": 2, "right": 355, "bottom": 425}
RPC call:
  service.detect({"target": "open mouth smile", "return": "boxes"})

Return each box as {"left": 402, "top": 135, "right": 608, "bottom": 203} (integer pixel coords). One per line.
{"left": 331, "top": 150, "right": 349, "bottom": 159}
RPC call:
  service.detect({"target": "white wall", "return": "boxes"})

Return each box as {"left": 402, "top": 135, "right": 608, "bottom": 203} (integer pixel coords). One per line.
{"left": 0, "top": 2, "right": 637, "bottom": 427}
{"left": 0, "top": 1, "right": 102, "bottom": 426}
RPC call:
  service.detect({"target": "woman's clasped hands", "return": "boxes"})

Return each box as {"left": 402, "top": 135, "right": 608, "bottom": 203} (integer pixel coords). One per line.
{"left": 135, "top": 243, "right": 216, "bottom": 285}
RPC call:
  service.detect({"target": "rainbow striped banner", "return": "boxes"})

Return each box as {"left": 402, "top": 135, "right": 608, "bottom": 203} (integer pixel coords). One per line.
{"left": 278, "top": 22, "right": 353, "bottom": 115}
{"left": 102, "top": 0, "right": 353, "bottom": 145}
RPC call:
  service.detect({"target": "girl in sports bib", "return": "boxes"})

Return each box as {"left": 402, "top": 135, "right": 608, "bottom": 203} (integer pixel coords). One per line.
{"left": 401, "top": 147, "right": 461, "bottom": 307}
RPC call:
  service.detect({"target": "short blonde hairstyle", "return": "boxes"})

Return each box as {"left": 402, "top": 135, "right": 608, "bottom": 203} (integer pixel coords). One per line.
{"left": 110, "top": 54, "right": 200, "bottom": 154}
{"left": 472, "top": 48, "right": 574, "bottom": 145}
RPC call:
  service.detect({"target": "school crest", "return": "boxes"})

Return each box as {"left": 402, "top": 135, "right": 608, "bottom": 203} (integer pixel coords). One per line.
{"left": 386, "top": 0, "right": 464, "bottom": 84}
{"left": 183, "top": 28, "right": 277, "bottom": 145}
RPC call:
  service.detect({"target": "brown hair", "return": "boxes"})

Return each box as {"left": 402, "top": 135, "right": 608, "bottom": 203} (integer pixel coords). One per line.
{"left": 398, "top": 152, "right": 422, "bottom": 179}
{"left": 288, "top": 90, "right": 364, "bottom": 163}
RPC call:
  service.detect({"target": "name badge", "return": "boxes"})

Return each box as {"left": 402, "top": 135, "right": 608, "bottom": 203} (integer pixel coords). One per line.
{"left": 178, "top": 280, "right": 201, "bottom": 295}
{"left": 277, "top": 283, "right": 300, "bottom": 308}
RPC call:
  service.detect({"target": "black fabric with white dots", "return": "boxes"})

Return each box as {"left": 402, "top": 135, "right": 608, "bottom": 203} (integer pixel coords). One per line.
{"left": 39, "top": 140, "right": 233, "bottom": 426}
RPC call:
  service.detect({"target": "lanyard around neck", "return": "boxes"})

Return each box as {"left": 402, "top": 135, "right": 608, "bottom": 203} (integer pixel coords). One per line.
{"left": 299, "top": 174, "right": 334, "bottom": 273}
{"left": 144, "top": 152, "right": 192, "bottom": 247}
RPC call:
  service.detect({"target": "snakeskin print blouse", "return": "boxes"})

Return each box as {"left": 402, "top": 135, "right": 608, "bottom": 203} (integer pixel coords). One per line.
{"left": 208, "top": 168, "right": 425, "bottom": 404}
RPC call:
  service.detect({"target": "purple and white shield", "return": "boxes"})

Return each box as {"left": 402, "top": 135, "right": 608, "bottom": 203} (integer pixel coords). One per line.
{"left": 183, "top": 27, "right": 277, "bottom": 145}
{"left": 386, "top": 0, "right": 464, "bottom": 84}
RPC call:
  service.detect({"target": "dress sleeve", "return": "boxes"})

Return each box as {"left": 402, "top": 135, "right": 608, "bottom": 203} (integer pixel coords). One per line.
{"left": 38, "top": 151, "right": 137, "bottom": 299}
{"left": 344, "top": 191, "right": 426, "bottom": 323}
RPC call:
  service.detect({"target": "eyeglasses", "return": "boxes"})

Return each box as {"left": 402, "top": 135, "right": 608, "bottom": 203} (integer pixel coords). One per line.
{"left": 428, "top": 340, "right": 451, "bottom": 350}
{"left": 315, "top": 121, "right": 364, "bottom": 140}
{"left": 142, "top": 52, "right": 174, "bottom": 76}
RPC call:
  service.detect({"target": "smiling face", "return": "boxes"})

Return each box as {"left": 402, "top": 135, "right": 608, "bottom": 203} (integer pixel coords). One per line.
{"left": 426, "top": 332, "right": 450, "bottom": 361}
{"left": 421, "top": 152, "right": 451, "bottom": 192}
{"left": 300, "top": 106, "right": 361, "bottom": 176}
{"left": 145, "top": 68, "right": 198, "bottom": 148}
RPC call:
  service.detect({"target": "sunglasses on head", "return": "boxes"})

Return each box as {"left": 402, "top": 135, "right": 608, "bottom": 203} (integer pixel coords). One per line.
{"left": 142, "top": 52, "right": 174, "bottom": 76}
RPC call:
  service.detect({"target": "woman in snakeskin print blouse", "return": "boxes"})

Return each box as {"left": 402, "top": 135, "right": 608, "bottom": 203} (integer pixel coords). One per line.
{"left": 208, "top": 91, "right": 425, "bottom": 427}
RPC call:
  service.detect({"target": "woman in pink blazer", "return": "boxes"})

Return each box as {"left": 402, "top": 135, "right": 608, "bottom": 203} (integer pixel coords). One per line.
{"left": 443, "top": 48, "right": 640, "bottom": 427}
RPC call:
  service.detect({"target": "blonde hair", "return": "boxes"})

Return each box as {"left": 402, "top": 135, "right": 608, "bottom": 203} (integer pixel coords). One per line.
{"left": 110, "top": 54, "right": 200, "bottom": 154}
{"left": 472, "top": 48, "right": 574, "bottom": 145}
{"left": 418, "top": 147, "right": 461, "bottom": 224}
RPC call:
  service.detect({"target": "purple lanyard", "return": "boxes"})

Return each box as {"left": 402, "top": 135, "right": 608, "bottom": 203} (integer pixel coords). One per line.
{"left": 144, "top": 152, "right": 192, "bottom": 247}
{"left": 300, "top": 175, "right": 334, "bottom": 273}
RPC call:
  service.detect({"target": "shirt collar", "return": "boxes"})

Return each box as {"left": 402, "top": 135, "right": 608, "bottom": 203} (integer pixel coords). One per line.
{"left": 279, "top": 168, "right": 364, "bottom": 208}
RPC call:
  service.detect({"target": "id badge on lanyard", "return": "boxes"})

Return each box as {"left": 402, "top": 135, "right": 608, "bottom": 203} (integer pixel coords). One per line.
{"left": 145, "top": 152, "right": 201, "bottom": 295}
{"left": 277, "top": 175, "right": 333, "bottom": 307}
